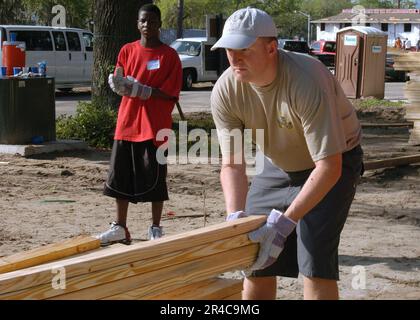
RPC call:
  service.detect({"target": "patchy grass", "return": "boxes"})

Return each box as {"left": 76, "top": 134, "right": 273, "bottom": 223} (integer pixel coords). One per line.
{"left": 351, "top": 98, "right": 406, "bottom": 109}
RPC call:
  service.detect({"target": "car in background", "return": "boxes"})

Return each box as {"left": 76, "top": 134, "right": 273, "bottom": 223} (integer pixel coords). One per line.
{"left": 386, "top": 53, "right": 409, "bottom": 82}
{"left": 170, "top": 37, "right": 218, "bottom": 90}
{"left": 278, "top": 39, "right": 310, "bottom": 54}
{"left": 310, "top": 40, "right": 336, "bottom": 68}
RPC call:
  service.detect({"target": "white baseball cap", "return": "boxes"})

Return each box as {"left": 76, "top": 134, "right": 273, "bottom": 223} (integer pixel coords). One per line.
{"left": 211, "top": 7, "right": 277, "bottom": 51}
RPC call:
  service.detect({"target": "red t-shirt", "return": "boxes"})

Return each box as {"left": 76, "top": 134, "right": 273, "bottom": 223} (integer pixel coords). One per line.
{"left": 114, "top": 41, "right": 182, "bottom": 146}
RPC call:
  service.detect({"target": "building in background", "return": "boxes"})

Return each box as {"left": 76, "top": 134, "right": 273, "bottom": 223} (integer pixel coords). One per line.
{"left": 312, "top": 9, "right": 420, "bottom": 47}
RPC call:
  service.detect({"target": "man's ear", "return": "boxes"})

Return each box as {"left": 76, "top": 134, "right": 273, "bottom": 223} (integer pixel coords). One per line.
{"left": 267, "top": 40, "right": 277, "bottom": 55}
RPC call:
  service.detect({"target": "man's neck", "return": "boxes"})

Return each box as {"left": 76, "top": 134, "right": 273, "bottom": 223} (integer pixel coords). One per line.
{"left": 251, "top": 54, "right": 279, "bottom": 87}
{"left": 140, "top": 37, "right": 162, "bottom": 48}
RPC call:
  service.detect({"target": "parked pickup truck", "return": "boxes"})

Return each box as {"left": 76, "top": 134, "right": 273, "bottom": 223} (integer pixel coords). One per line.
{"left": 310, "top": 40, "right": 336, "bottom": 69}
{"left": 170, "top": 37, "right": 219, "bottom": 90}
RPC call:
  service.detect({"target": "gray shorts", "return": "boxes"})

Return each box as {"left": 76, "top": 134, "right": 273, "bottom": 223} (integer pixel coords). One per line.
{"left": 245, "top": 145, "right": 364, "bottom": 280}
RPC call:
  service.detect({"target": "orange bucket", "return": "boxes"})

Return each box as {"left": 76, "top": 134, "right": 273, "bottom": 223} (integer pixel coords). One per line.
{"left": 2, "top": 41, "right": 26, "bottom": 76}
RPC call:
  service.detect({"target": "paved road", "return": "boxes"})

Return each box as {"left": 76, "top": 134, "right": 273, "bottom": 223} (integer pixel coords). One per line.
{"left": 55, "top": 86, "right": 213, "bottom": 118}
{"left": 55, "top": 82, "right": 405, "bottom": 118}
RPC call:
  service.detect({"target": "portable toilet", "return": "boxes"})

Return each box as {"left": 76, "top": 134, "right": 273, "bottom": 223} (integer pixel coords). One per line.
{"left": 335, "top": 26, "right": 388, "bottom": 99}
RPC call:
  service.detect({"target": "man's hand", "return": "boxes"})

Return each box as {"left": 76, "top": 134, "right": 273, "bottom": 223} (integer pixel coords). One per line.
{"left": 247, "top": 209, "right": 297, "bottom": 272}
{"left": 108, "top": 67, "right": 152, "bottom": 99}
{"left": 108, "top": 67, "right": 130, "bottom": 96}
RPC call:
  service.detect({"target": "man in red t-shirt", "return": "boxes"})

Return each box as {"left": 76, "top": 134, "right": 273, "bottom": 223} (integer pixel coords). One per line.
{"left": 97, "top": 4, "right": 182, "bottom": 245}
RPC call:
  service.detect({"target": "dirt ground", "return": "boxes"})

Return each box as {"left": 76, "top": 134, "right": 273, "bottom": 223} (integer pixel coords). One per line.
{"left": 0, "top": 103, "right": 419, "bottom": 300}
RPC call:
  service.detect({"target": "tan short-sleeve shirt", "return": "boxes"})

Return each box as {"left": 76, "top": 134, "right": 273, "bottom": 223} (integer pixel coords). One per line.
{"left": 211, "top": 49, "right": 362, "bottom": 172}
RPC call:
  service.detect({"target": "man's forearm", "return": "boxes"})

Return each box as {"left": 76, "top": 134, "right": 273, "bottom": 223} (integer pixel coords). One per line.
{"left": 284, "top": 153, "right": 343, "bottom": 222}
{"left": 151, "top": 88, "right": 178, "bottom": 101}
{"left": 220, "top": 164, "right": 248, "bottom": 214}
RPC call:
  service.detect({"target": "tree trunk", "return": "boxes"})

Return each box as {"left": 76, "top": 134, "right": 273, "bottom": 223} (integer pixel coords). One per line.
{"left": 92, "top": 0, "right": 152, "bottom": 108}
{"left": 177, "top": 0, "right": 184, "bottom": 39}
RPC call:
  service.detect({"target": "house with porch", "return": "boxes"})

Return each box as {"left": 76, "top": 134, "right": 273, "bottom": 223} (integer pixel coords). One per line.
{"left": 312, "top": 8, "right": 420, "bottom": 47}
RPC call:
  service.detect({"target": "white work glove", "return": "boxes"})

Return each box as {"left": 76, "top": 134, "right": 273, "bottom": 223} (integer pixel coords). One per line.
{"left": 108, "top": 68, "right": 152, "bottom": 99}
{"left": 225, "top": 209, "right": 296, "bottom": 276}
{"left": 226, "top": 210, "right": 248, "bottom": 221}
{"left": 247, "top": 209, "right": 297, "bottom": 272}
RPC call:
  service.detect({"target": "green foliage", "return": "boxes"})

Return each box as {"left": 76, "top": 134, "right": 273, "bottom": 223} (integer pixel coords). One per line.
{"left": 0, "top": 0, "right": 27, "bottom": 24}
{"left": 56, "top": 101, "right": 117, "bottom": 149}
{"left": 156, "top": 0, "right": 417, "bottom": 41}
{"left": 24, "top": 0, "right": 93, "bottom": 28}
{"left": 156, "top": 0, "right": 266, "bottom": 29}
{"left": 0, "top": 0, "right": 93, "bottom": 28}
{"left": 355, "top": 0, "right": 415, "bottom": 9}
{"left": 301, "top": 0, "right": 352, "bottom": 20}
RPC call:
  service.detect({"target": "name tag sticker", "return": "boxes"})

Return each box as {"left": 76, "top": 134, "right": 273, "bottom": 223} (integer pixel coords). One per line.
{"left": 147, "top": 59, "right": 160, "bottom": 70}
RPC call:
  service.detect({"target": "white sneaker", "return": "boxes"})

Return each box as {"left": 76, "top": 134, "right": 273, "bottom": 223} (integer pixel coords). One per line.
{"left": 96, "top": 222, "right": 131, "bottom": 246}
{"left": 148, "top": 225, "right": 163, "bottom": 240}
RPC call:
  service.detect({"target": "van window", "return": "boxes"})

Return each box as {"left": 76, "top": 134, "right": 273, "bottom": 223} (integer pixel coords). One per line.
{"left": 82, "top": 33, "right": 93, "bottom": 52}
{"left": 66, "top": 32, "right": 81, "bottom": 51}
{"left": 14, "top": 30, "right": 53, "bottom": 51}
{"left": 52, "top": 31, "right": 67, "bottom": 51}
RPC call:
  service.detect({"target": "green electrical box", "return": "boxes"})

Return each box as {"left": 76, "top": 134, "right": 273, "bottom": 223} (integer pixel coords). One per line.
{"left": 0, "top": 77, "right": 55, "bottom": 144}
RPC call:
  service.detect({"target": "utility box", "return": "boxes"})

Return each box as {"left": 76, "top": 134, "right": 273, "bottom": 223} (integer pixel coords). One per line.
{"left": 0, "top": 77, "right": 55, "bottom": 144}
{"left": 335, "top": 26, "right": 388, "bottom": 99}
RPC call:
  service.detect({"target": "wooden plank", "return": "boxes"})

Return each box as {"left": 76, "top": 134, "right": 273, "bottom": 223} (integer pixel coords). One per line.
{"left": 0, "top": 233, "right": 251, "bottom": 300}
{"left": 143, "top": 278, "right": 217, "bottom": 300}
{"left": 0, "top": 216, "right": 265, "bottom": 296}
{"left": 0, "top": 236, "right": 100, "bottom": 274}
{"left": 53, "top": 244, "right": 258, "bottom": 300}
{"left": 145, "top": 277, "right": 243, "bottom": 300}
{"left": 360, "top": 122, "right": 413, "bottom": 128}
{"left": 364, "top": 154, "right": 420, "bottom": 170}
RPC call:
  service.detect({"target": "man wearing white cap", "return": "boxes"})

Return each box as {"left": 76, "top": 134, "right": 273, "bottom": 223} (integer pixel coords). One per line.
{"left": 211, "top": 7, "right": 363, "bottom": 300}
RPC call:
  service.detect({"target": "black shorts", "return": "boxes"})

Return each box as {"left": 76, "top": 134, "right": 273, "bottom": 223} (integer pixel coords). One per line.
{"left": 245, "top": 145, "right": 364, "bottom": 280}
{"left": 103, "top": 140, "right": 168, "bottom": 203}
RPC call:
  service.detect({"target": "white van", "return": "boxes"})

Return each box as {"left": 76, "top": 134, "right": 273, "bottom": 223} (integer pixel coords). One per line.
{"left": 0, "top": 25, "right": 93, "bottom": 91}
{"left": 170, "top": 37, "right": 219, "bottom": 90}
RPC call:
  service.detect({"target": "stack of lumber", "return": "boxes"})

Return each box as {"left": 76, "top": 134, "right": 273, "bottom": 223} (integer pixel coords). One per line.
{"left": 364, "top": 154, "right": 420, "bottom": 170}
{"left": 394, "top": 52, "right": 420, "bottom": 145}
{"left": 0, "top": 216, "right": 265, "bottom": 300}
